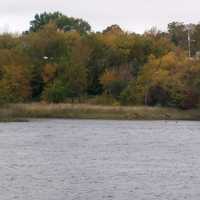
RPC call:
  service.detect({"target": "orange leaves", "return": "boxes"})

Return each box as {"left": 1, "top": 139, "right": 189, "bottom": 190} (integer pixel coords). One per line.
{"left": 100, "top": 69, "right": 120, "bottom": 88}
{"left": 42, "top": 64, "right": 58, "bottom": 83}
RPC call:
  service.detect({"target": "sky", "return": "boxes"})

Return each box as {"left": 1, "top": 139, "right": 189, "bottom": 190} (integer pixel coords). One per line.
{"left": 0, "top": 0, "right": 199, "bottom": 33}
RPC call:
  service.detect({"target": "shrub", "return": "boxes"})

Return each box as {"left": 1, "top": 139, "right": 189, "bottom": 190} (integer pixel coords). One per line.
{"left": 42, "top": 80, "right": 69, "bottom": 103}
{"left": 146, "top": 86, "right": 170, "bottom": 106}
{"left": 105, "top": 80, "right": 127, "bottom": 99}
{"left": 119, "top": 81, "right": 138, "bottom": 105}
{"left": 89, "top": 94, "right": 119, "bottom": 105}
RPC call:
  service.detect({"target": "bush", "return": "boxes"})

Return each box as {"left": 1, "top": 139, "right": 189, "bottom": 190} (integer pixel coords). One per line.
{"left": 42, "top": 80, "right": 69, "bottom": 103}
{"left": 181, "top": 91, "right": 199, "bottom": 109}
{"left": 89, "top": 94, "right": 119, "bottom": 105}
{"left": 105, "top": 80, "right": 127, "bottom": 99}
{"left": 169, "top": 89, "right": 199, "bottom": 109}
{"left": 120, "top": 88, "right": 133, "bottom": 105}
{"left": 146, "top": 86, "right": 170, "bottom": 106}
{"left": 119, "top": 81, "right": 138, "bottom": 105}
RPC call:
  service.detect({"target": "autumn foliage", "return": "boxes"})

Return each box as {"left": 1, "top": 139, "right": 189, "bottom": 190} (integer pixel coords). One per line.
{"left": 0, "top": 12, "right": 200, "bottom": 109}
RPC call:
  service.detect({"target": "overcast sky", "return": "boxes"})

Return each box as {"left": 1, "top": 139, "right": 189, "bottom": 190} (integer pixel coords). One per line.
{"left": 0, "top": 0, "right": 199, "bottom": 33}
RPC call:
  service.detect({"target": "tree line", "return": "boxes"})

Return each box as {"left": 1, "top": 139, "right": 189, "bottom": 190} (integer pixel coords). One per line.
{"left": 0, "top": 12, "right": 200, "bottom": 109}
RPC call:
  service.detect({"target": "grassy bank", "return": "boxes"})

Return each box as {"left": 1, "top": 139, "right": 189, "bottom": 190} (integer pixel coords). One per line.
{"left": 1, "top": 103, "right": 200, "bottom": 122}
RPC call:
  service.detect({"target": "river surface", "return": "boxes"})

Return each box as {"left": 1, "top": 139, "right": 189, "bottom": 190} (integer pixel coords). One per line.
{"left": 0, "top": 120, "right": 200, "bottom": 200}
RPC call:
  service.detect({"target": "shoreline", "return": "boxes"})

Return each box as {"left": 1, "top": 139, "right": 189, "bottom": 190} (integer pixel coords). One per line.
{"left": 1, "top": 103, "right": 200, "bottom": 122}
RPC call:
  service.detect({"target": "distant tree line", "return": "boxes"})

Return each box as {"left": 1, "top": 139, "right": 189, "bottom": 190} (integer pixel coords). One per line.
{"left": 1, "top": 12, "right": 200, "bottom": 109}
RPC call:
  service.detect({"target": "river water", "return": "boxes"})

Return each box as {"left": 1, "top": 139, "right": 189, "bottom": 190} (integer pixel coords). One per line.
{"left": 0, "top": 120, "right": 200, "bottom": 200}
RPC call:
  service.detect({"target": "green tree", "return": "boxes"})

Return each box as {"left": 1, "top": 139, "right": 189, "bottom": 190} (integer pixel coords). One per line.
{"left": 28, "top": 12, "right": 91, "bottom": 34}
{"left": 168, "top": 22, "right": 188, "bottom": 49}
{"left": 42, "top": 79, "right": 69, "bottom": 103}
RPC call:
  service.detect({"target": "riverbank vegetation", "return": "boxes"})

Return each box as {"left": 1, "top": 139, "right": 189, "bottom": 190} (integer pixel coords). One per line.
{"left": 1, "top": 12, "right": 200, "bottom": 111}
{"left": 1, "top": 103, "right": 200, "bottom": 121}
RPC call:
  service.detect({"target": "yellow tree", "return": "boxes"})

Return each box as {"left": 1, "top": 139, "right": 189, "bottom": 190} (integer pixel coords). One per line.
{"left": 0, "top": 64, "right": 31, "bottom": 102}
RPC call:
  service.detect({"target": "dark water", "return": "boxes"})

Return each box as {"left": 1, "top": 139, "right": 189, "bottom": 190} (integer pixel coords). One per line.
{"left": 1, "top": 120, "right": 200, "bottom": 200}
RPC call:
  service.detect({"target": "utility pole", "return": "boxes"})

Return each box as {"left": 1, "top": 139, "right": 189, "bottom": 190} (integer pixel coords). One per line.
{"left": 188, "top": 29, "right": 191, "bottom": 58}
{"left": 186, "top": 24, "right": 195, "bottom": 58}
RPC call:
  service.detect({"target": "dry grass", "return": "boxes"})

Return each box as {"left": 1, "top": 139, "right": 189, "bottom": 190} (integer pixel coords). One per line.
{"left": 1, "top": 103, "right": 200, "bottom": 121}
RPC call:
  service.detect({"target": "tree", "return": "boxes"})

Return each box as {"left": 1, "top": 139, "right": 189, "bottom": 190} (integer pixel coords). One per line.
{"left": 28, "top": 12, "right": 91, "bottom": 34}
{"left": 42, "top": 79, "right": 69, "bottom": 103}
{"left": 21, "top": 23, "right": 72, "bottom": 98}
{"left": 103, "top": 25, "right": 123, "bottom": 35}
{"left": 0, "top": 34, "right": 19, "bottom": 49}
{"left": 192, "top": 23, "right": 200, "bottom": 55}
{"left": 42, "top": 63, "right": 58, "bottom": 84}
{"left": 0, "top": 64, "right": 31, "bottom": 103}
{"left": 168, "top": 22, "right": 188, "bottom": 49}
{"left": 62, "top": 62, "right": 87, "bottom": 100}
{"left": 100, "top": 66, "right": 131, "bottom": 99}
{"left": 136, "top": 52, "right": 200, "bottom": 108}
{"left": 1, "top": 15, "right": 200, "bottom": 108}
